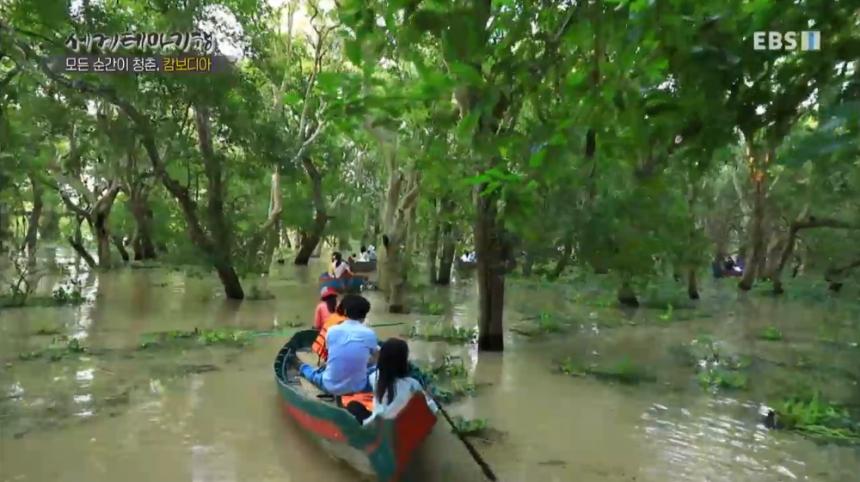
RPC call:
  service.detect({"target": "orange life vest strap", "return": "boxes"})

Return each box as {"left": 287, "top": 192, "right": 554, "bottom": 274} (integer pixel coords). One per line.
{"left": 340, "top": 392, "right": 374, "bottom": 411}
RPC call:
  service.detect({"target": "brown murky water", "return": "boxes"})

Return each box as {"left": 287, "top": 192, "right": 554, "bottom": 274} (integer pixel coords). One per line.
{"left": 2, "top": 249, "right": 859, "bottom": 481}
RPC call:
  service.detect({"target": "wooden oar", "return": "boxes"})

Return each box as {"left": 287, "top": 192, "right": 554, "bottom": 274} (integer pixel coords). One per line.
{"left": 427, "top": 393, "right": 498, "bottom": 481}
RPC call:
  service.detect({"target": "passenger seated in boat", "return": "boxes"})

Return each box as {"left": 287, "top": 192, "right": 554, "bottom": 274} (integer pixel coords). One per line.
{"left": 346, "top": 337, "right": 439, "bottom": 425}
{"left": 299, "top": 295, "right": 378, "bottom": 395}
{"left": 358, "top": 246, "right": 369, "bottom": 262}
{"left": 330, "top": 252, "right": 352, "bottom": 279}
{"left": 312, "top": 301, "right": 349, "bottom": 362}
{"left": 313, "top": 287, "right": 339, "bottom": 330}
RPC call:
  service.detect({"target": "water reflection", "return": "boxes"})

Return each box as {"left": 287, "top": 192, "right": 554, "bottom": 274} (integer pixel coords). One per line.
{"left": 640, "top": 397, "right": 811, "bottom": 481}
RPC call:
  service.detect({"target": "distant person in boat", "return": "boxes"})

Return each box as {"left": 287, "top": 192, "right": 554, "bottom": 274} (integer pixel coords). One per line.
{"left": 358, "top": 246, "right": 369, "bottom": 262}
{"left": 312, "top": 300, "right": 349, "bottom": 362}
{"left": 367, "top": 245, "right": 377, "bottom": 261}
{"left": 298, "top": 294, "right": 378, "bottom": 395}
{"left": 346, "top": 337, "right": 439, "bottom": 425}
{"left": 330, "top": 252, "right": 352, "bottom": 279}
{"left": 460, "top": 251, "right": 476, "bottom": 263}
{"left": 348, "top": 253, "right": 357, "bottom": 265}
{"left": 313, "top": 286, "right": 338, "bottom": 330}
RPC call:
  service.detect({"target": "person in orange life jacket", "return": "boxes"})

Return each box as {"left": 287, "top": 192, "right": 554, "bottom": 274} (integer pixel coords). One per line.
{"left": 297, "top": 295, "right": 378, "bottom": 395}
{"left": 329, "top": 252, "right": 352, "bottom": 279}
{"left": 313, "top": 287, "right": 339, "bottom": 330}
{"left": 312, "top": 300, "right": 349, "bottom": 362}
{"left": 345, "top": 337, "right": 439, "bottom": 424}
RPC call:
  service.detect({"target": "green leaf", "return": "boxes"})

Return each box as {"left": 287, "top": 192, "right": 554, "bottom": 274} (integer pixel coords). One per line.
{"left": 449, "top": 62, "right": 483, "bottom": 86}
{"left": 529, "top": 148, "right": 547, "bottom": 168}
{"left": 282, "top": 91, "right": 302, "bottom": 107}
{"left": 456, "top": 111, "right": 480, "bottom": 142}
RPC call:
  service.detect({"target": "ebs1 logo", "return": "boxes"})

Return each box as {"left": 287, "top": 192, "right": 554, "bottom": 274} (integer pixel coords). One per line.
{"left": 753, "top": 31, "right": 821, "bottom": 51}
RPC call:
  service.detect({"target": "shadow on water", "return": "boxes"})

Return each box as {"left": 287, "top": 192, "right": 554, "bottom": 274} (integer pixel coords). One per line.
{"left": 1, "top": 250, "right": 859, "bottom": 481}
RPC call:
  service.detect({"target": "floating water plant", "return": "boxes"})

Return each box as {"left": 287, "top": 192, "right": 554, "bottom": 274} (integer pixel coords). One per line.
{"left": 406, "top": 322, "right": 476, "bottom": 344}
{"left": 759, "top": 326, "right": 783, "bottom": 341}
{"left": 450, "top": 416, "right": 488, "bottom": 436}
{"left": 697, "top": 366, "right": 748, "bottom": 390}
{"left": 558, "top": 357, "right": 655, "bottom": 384}
{"left": 772, "top": 392, "right": 860, "bottom": 444}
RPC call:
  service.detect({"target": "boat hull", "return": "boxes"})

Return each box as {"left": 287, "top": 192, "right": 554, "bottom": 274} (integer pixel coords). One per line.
{"left": 352, "top": 260, "right": 377, "bottom": 273}
{"left": 319, "top": 273, "right": 366, "bottom": 293}
{"left": 274, "top": 331, "right": 437, "bottom": 482}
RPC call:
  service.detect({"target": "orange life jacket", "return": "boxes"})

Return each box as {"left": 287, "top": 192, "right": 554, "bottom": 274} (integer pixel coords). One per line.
{"left": 340, "top": 391, "right": 374, "bottom": 412}
{"left": 311, "top": 313, "right": 348, "bottom": 362}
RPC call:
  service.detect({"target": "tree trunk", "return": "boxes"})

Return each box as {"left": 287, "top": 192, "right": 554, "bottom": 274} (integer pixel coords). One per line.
{"left": 382, "top": 232, "right": 409, "bottom": 313}
{"left": 772, "top": 210, "right": 859, "bottom": 294}
{"left": 550, "top": 233, "right": 573, "bottom": 279}
{"left": 617, "top": 279, "right": 639, "bottom": 307}
{"left": 24, "top": 174, "right": 43, "bottom": 264}
{"left": 129, "top": 191, "right": 157, "bottom": 260}
{"left": 475, "top": 187, "right": 505, "bottom": 351}
{"left": 294, "top": 212, "right": 327, "bottom": 265}
{"left": 436, "top": 224, "right": 456, "bottom": 285}
{"left": 687, "top": 267, "right": 699, "bottom": 300}
{"left": 213, "top": 260, "right": 245, "bottom": 299}
{"left": 112, "top": 235, "right": 130, "bottom": 262}
{"left": 68, "top": 217, "right": 97, "bottom": 270}
{"left": 92, "top": 186, "right": 121, "bottom": 270}
{"left": 522, "top": 251, "right": 534, "bottom": 276}
{"left": 427, "top": 214, "right": 440, "bottom": 285}
{"left": 739, "top": 147, "right": 769, "bottom": 291}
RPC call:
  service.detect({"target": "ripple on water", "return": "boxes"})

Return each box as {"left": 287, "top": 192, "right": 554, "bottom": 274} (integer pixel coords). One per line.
{"left": 639, "top": 397, "right": 832, "bottom": 482}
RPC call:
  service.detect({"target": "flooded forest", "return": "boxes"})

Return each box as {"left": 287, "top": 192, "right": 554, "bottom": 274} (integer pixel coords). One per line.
{"left": 1, "top": 0, "right": 859, "bottom": 481}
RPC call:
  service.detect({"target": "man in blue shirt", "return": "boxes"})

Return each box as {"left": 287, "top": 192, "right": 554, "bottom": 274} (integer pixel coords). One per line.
{"left": 299, "top": 294, "right": 378, "bottom": 395}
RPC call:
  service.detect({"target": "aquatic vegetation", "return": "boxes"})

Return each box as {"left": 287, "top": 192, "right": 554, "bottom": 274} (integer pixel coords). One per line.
{"left": 51, "top": 283, "right": 85, "bottom": 305}
{"left": 431, "top": 380, "right": 477, "bottom": 403}
{"left": 697, "top": 366, "right": 748, "bottom": 390}
{"left": 658, "top": 304, "right": 674, "bottom": 322}
{"left": 33, "top": 326, "right": 63, "bottom": 336}
{"left": 420, "top": 356, "right": 481, "bottom": 403}
{"left": 246, "top": 284, "right": 275, "bottom": 300}
{"left": 139, "top": 328, "right": 254, "bottom": 349}
{"left": 759, "top": 326, "right": 784, "bottom": 341}
{"left": 773, "top": 392, "right": 860, "bottom": 444}
{"left": 15, "top": 338, "right": 88, "bottom": 362}
{"left": 510, "top": 311, "right": 567, "bottom": 337}
{"left": 406, "top": 322, "right": 476, "bottom": 344}
{"left": 450, "top": 416, "right": 488, "bottom": 436}
{"left": 558, "top": 357, "right": 656, "bottom": 384}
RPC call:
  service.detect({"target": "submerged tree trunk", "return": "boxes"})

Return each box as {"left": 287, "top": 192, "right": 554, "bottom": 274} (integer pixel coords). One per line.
{"left": 436, "top": 224, "right": 456, "bottom": 285}
{"left": 112, "top": 235, "right": 130, "bottom": 262}
{"left": 550, "top": 233, "right": 573, "bottom": 280}
{"left": 739, "top": 146, "right": 770, "bottom": 291}
{"left": 24, "top": 174, "right": 43, "bottom": 264}
{"left": 825, "top": 257, "right": 860, "bottom": 291}
{"left": 687, "top": 267, "right": 700, "bottom": 300}
{"left": 68, "top": 216, "right": 96, "bottom": 269}
{"left": 294, "top": 212, "right": 327, "bottom": 265}
{"left": 427, "top": 211, "right": 440, "bottom": 285}
{"left": 128, "top": 190, "right": 157, "bottom": 260}
{"left": 771, "top": 209, "right": 859, "bottom": 294}
{"left": 475, "top": 187, "right": 505, "bottom": 351}
{"left": 617, "top": 279, "right": 639, "bottom": 307}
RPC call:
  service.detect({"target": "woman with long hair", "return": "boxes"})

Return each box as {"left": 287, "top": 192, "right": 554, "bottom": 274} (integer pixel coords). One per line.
{"left": 345, "top": 337, "right": 438, "bottom": 425}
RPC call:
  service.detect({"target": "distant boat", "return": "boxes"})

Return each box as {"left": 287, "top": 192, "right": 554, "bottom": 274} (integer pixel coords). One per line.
{"left": 455, "top": 258, "right": 477, "bottom": 270}
{"left": 319, "top": 273, "right": 366, "bottom": 293}
{"left": 352, "top": 260, "right": 377, "bottom": 273}
{"left": 274, "top": 330, "right": 437, "bottom": 481}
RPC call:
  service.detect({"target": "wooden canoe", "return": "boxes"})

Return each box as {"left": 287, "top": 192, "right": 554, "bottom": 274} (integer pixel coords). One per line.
{"left": 274, "top": 330, "right": 438, "bottom": 482}
{"left": 352, "top": 260, "right": 377, "bottom": 273}
{"left": 319, "top": 273, "right": 367, "bottom": 293}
